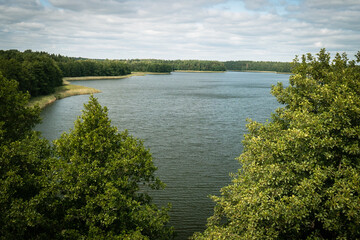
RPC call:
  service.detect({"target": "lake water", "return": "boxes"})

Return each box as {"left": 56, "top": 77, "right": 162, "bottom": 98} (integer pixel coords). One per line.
{"left": 36, "top": 72, "right": 290, "bottom": 239}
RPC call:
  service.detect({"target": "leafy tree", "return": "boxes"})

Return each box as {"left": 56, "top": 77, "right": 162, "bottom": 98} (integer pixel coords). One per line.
{"left": 0, "top": 50, "right": 63, "bottom": 97}
{"left": 0, "top": 74, "right": 53, "bottom": 239}
{"left": 50, "top": 95, "right": 174, "bottom": 239}
{"left": 0, "top": 73, "right": 41, "bottom": 143}
{"left": 193, "top": 49, "right": 360, "bottom": 239}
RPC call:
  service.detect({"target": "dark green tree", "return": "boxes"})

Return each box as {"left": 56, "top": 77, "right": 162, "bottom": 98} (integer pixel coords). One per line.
{"left": 50, "top": 95, "right": 173, "bottom": 239}
{"left": 0, "top": 73, "right": 41, "bottom": 143}
{"left": 0, "top": 74, "right": 53, "bottom": 239}
{"left": 193, "top": 49, "right": 360, "bottom": 239}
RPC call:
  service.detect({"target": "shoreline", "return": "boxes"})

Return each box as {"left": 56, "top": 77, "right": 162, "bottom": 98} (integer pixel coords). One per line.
{"left": 228, "top": 70, "right": 291, "bottom": 74}
{"left": 29, "top": 72, "right": 170, "bottom": 109}
{"left": 28, "top": 84, "right": 101, "bottom": 109}
{"left": 63, "top": 72, "right": 170, "bottom": 81}
{"left": 174, "top": 70, "right": 225, "bottom": 73}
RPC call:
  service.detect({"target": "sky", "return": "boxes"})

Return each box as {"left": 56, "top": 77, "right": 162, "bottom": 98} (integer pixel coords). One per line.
{"left": 0, "top": 0, "right": 359, "bottom": 61}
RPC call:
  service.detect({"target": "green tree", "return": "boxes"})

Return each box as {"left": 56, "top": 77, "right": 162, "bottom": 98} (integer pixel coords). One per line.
{"left": 193, "top": 49, "right": 360, "bottom": 239}
{"left": 0, "top": 73, "right": 54, "bottom": 239}
{"left": 0, "top": 73, "right": 41, "bottom": 143}
{"left": 50, "top": 95, "right": 173, "bottom": 239}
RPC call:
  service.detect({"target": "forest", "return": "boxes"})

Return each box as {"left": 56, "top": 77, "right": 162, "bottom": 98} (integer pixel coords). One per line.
{"left": 0, "top": 50, "right": 63, "bottom": 97}
{"left": 224, "top": 60, "right": 291, "bottom": 72}
{"left": 1, "top": 49, "right": 360, "bottom": 239}
{"left": 0, "top": 49, "right": 291, "bottom": 98}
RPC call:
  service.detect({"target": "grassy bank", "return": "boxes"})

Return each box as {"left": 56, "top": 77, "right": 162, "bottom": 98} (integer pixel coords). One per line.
{"left": 63, "top": 72, "right": 170, "bottom": 81}
{"left": 28, "top": 84, "right": 101, "bottom": 109}
{"left": 174, "top": 70, "right": 225, "bottom": 73}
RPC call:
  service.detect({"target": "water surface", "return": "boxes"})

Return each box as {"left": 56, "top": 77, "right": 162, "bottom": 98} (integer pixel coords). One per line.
{"left": 36, "top": 72, "right": 289, "bottom": 239}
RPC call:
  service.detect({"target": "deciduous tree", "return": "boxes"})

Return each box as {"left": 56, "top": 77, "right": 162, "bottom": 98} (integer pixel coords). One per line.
{"left": 50, "top": 95, "right": 174, "bottom": 239}
{"left": 193, "top": 49, "right": 360, "bottom": 239}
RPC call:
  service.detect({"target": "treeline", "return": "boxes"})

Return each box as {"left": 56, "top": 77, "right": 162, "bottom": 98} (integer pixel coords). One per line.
{"left": 55, "top": 58, "right": 131, "bottom": 77}
{"left": 125, "top": 59, "right": 173, "bottom": 72}
{"left": 171, "top": 60, "right": 226, "bottom": 71}
{"left": 124, "top": 59, "right": 226, "bottom": 72}
{"left": 224, "top": 60, "right": 291, "bottom": 72}
{"left": 0, "top": 50, "right": 63, "bottom": 97}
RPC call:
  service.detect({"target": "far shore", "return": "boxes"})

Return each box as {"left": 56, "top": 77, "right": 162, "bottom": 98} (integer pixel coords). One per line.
{"left": 63, "top": 72, "right": 170, "bottom": 81}
{"left": 174, "top": 70, "right": 225, "bottom": 73}
{"left": 228, "top": 70, "right": 291, "bottom": 74}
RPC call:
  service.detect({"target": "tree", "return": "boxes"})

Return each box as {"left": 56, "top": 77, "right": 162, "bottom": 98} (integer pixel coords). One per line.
{"left": 0, "top": 72, "right": 41, "bottom": 144}
{"left": 50, "top": 95, "right": 174, "bottom": 239}
{"left": 0, "top": 73, "right": 53, "bottom": 239}
{"left": 193, "top": 49, "right": 360, "bottom": 239}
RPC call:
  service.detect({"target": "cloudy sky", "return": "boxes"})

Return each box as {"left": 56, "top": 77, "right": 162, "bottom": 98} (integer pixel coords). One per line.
{"left": 0, "top": 0, "right": 359, "bottom": 61}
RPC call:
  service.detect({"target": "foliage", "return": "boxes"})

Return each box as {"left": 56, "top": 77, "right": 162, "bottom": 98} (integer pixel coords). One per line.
{"left": 0, "top": 73, "right": 41, "bottom": 143}
{"left": 193, "top": 49, "right": 360, "bottom": 239}
{"left": 171, "top": 60, "right": 226, "bottom": 71}
{"left": 49, "top": 95, "right": 174, "bottom": 239}
{"left": 57, "top": 59, "right": 131, "bottom": 77}
{"left": 0, "top": 50, "right": 63, "bottom": 97}
{"left": 0, "top": 74, "right": 53, "bottom": 239}
{"left": 224, "top": 60, "right": 291, "bottom": 73}
{"left": 126, "top": 59, "right": 173, "bottom": 73}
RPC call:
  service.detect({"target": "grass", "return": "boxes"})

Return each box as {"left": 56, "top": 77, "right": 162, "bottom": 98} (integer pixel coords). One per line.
{"left": 63, "top": 72, "right": 170, "bottom": 81}
{"left": 28, "top": 83, "right": 101, "bottom": 109}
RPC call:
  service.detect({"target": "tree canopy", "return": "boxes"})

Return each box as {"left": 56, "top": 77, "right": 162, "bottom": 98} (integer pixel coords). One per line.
{"left": 0, "top": 50, "right": 63, "bottom": 97}
{"left": 0, "top": 75, "right": 53, "bottom": 239}
{"left": 193, "top": 49, "right": 360, "bottom": 239}
{"left": 224, "top": 60, "right": 291, "bottom": 73}
{"left": 49, "top": 95, "right": 173, "bottom": 239}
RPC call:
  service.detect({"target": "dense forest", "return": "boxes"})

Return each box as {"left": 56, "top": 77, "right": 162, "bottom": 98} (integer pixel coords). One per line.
{"left": 171, "top": 60, "right": 226, "bottom": 71}
{"left": 56, "top": 59, "right": 131, "bottom": 77}
{"left": 224, "top": 60, "right": 291, "bottom": 72}
{"left": 0, "top": 50, "right": 63, "bottom": 97}
{"left": 1, "top": 49, "right": 360, "bottom": 239}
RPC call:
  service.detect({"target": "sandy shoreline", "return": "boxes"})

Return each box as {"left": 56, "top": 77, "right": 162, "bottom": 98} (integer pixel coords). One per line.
{"left": 29, "top": 72, "right": 170, "bottom": 109}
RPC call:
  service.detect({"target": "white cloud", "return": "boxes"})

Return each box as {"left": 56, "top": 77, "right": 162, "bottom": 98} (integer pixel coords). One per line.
{"left": 0, "top": 0, "right": 359, "bottom": 61}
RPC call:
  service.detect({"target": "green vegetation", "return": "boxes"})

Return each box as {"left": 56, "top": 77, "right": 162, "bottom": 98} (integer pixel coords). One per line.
{"left": 171, "top": 60, "right": 226, "bottom": 71}
{"left": 28, "top": 83, "right": 101, "bottom": 109}
{"left": 50, "top": 96, "right": 173, "bottom": 239}
{"left": 224, "top": 60, "right": 291, "bottom": 73}
{"left": 0, "top": 50, "right": 63, "bottom": 97}
{"left": 193, "top": 49, "right": 360, "bottom": 239}
{"left": 0, "top": 75, "right": 173, "bottom": 239}
{"left": 124, "top": 59, "right": 226, "bottom": 72}
{"left": 126, "top": 59, "right": 173, "bottom": 72}
{"left": 56, "top": 58, "right": 131, "bottom": 77}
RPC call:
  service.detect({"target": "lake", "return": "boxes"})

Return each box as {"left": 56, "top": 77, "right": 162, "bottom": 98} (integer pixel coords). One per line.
{"left": 36, "top": 71, "right": 290, "bottom": 239}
